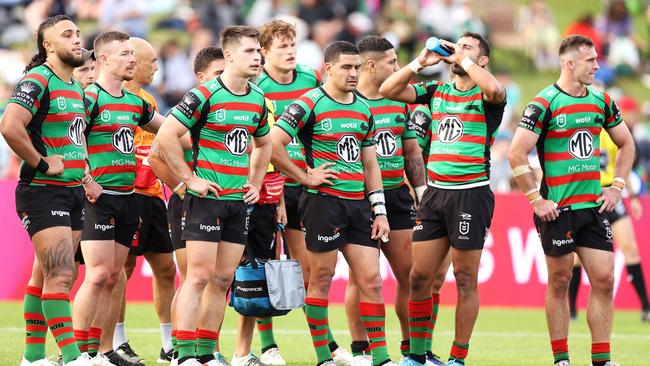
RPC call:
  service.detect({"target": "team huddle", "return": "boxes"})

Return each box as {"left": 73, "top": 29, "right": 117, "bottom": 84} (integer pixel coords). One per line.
{"left": 1, "top": 13, "right": 637, "bottom": 366}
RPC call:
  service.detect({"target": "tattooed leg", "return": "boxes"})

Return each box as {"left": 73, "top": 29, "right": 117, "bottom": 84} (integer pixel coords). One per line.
{"left": 32, "top": 226, "right": 75, "bottom": 294}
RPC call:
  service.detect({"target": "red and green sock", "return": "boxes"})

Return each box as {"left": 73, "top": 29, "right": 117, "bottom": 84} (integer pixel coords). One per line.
{"left": 551, "top": 338, "right": 569, "bottom": 363}
{"left": 196, "top": 329, "right": 218, "bottom": 362}
{"left": 176, "top": 330, "right": 196, "bottom": 362}
{"left": 23, "top": 286, "right": 47, "bottom": 362}
{"left": 591, "top": 342, "right": 610, "bottom": 366}
{"left": 41, "top": 293, "right": 81, "bottom": 364}
{"left": 359, "top": 302, "right": 390, "bottom": 366}
{"left": 400, "top": 340, "right": 410, "bottom": 358}
{"left": 257, "top": 318, "right": 278, "bottom": 353}
{"left": 425, "top": 293, "right": 440, "bottom": 354}
{"left": 449, "top": 341, "right": 469, "bottom": 364}
{"left": 305, "top": 297, "right": 333, "bottom": 363}
{"left": 408, "top": 298, "right": 432, "bottom": 364}
{"left": 73, "top": 329, "right": 89, "bottom": 353}
{"left": 87, "top": 327, "right": 102, "bottom": 357}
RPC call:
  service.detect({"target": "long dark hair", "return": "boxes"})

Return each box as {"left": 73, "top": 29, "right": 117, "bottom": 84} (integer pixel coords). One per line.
{"left": 24, "top": 15, "right": 72, "bottom": 74}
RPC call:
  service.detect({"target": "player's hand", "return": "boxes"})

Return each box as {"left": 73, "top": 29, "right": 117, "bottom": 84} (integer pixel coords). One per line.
{"left": 186, "top": 175, "right": 220, "bottom": 198}
{"left": 438, "top": 39, "right": 464, "bottom": 65}
{"left": 81, "top": 163, "right": 93, "bottom": 185}
{"left": 371, "top": 215, "right": 390, "bottom": 242}
{"left": 630, "top": 196, "right": 643, "bottom": 220}
{"left": 84, "top": 180, "right": 102, "bottom": 203}
{"left": 416, "top": 48, "right": 443, "bottom": 67}
{"left": 276, "top": 200, "right": 288, "bottom": 226}
{"left": 597, "top": 187, "right": 621, "bottom": 213}
{"left": 305, "top": 162, "right": 339, "bottom": 187}
{"left": 243, "top": 182, "right": 260, "bottom": 204}
{"left": 533, "top": 199, "right": 559, "bottom": 222}
{"left": 43, "top": 155, "right": 64, "bottom": 176}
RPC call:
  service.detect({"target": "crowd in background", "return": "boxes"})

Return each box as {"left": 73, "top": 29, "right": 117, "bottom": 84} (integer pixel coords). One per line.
{"left": 1, "top": 0, "right": 650, "bottom": 195}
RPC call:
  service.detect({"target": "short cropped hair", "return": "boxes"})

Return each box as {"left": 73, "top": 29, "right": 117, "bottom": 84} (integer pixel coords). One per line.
{"left": 220, "top": 26, "right": 260, "bottom": 51}
{"left": 259, "top": 20, "right": 296, "bottom": 49}
{"left": 357, "top": 36, "right": 394, "bottom": 55}
{"left": 193, "top": 47, "right": 224, "bottom": 74}
{"left": 324, "top": 41, "right": 359, "bottom": 64}
{"left": 461, "top": 31, "right": 490, "bottom": 57}
{"left": 559, "top": 35, "right": 595, "bottom": 56}
{"left": 94, "top": 31, "right": 129, "bottom": 54}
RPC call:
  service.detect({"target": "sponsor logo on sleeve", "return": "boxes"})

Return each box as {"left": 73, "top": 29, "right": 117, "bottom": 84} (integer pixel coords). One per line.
{"left": 176, "top": 92, "right": 201, "bottom": 120}
{"left": 11, "top": 80, "right": 42, "bottom": 108}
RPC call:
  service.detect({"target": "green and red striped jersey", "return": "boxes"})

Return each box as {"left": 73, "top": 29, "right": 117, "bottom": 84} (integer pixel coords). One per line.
{"left": 8, "top": 65, "right": 86, "bottom": 187}
{"left": 275, "top": 87, "right": 375, "bottom": 200}
{"left": 256, "top": 64, "right": 321, "bottom": 186}
{"left": 169, "top": 77, "right": 270, "bottom": 201}
{"left": 408, "top": 104, "right": 433, "bottom": 163}
{"left": 355, "top": 92, "right": 415, "bottom": 190}
{"left": 413, "top": 80, "right": 505, "bottom": 188}
{"left": 84, "top": 83, "right": 155, "bottom": 193}
{"left": 518, "top": 84, "right": 622, "bottom": 210}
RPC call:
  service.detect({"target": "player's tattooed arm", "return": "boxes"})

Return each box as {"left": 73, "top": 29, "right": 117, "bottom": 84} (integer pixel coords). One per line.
{"left": 403, "top": 139, "right": 426, "bottom": 188}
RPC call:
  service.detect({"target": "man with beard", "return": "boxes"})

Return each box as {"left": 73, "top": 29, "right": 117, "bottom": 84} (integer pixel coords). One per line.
{"left": 380, "top": 32, "right": 506, "bottom": 366}
{"left": 72, "top": 31, "right": 165, "bottom": 365}
{"left": 1, "top": 14, "right": 92, "bottom": 366}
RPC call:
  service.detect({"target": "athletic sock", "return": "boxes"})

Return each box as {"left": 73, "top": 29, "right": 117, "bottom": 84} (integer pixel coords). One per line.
{"left": 359, "top": 302, "right": 390, "bottom": 366}
{"left": 351, "top": 340, "right": 370, "bottom": 356}
{"left": 24, "top": 286, "right": 47, "bottom": 362}
{"left": 257, "top": 318, "right": 278, "bottom": 353}
{"left": 196, "top": 329, "right": 218, "bottom": 359}
{"left": 305, "top": 297, "right": 333, "bottom": 363}
{"left": 425, "top": 293, "right": 439, "bottom": 354}
{"left": 400, "top": 340, "right": 410, "bottom": 358}
{"left": 408, "top": 298, "right": 432, "bottom": 365}
{"left": 627, "top": 263, "right": 650, "bottom": 310}
{"left": 160, "top": 322, "right": 173, "bottom": 353}
{"left": 591, "top": 342, "right": 610, "bottom": 366}
{"left": 448, "top": 341, "right": 468, "bottom": 364}
{"left": 551, "top": 338, "right": 569, "bottom": 363}
{"left": 87, "top": 327, "right": 102, "bottom": 357}
{"left": 41, "top": 293, "right": 81, "bottom": 363}
{"left": 569, "top": 266, "right": 581, "bottom": 316}
{"left": 113, "top": 322, "right": 127, "bottom": 350}
{"left": 176, "top": 330, "right": 196, "bottom": 361}
{"left": 74, "top": 329, "right": 89, "bottom": 353}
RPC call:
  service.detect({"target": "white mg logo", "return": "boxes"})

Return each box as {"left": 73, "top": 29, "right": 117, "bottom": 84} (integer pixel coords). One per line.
{"left": 224, "top": 127, "right": 249, "bottom": 156}
{"left": 375, "top": 129, "right": 397, "bottom": 157}
{"left": 337, "top": 135, "right": 359, "bottom": 163}
{"left": 437, "top": 116, "right": 464, "bottom": 144}
{"left": 112, "top": 126, "right": 134, "bottom": 154}
{"left": 289, "top": 136, "right": 300, "bottom": 147}
{"left": 568, "top": 130, "right": 594, "bottom": 160}
{"left": 68, "top": 115, "right": 85, "bottom": 147}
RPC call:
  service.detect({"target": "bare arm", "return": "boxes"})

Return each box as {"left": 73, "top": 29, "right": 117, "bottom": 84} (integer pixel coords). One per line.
{"left": 0, "top": 104, "right": 51, "bottom": 169}
{"left": 403, "top": 138, "right": 426, "bottom": 188}
{"left": 140, "top": 112, "right": 165, "bottom": 133}
{"left": 148, "top": 142, "right": 184, "bottom": 196}
{"left": 379, "top": 48, "right": 442, "bottom": 103}
{"left": 596, "top": 122, "right": 637, "bottom": 213}
{"left": 248, "top": 134, "right": 273, "bottom": 189}
{"left": 362, "top": 145, "right": 390, "bottom": 240}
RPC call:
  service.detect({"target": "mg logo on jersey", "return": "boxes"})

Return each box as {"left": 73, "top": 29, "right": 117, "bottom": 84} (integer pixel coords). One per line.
{"left": 215, "top": 108, "right": 226, "bottom": 122}
{"left": 112, "top": 126, "right": 134, "bottom": 154}
{"left": 437, "top": 116, "right": 463, "bottom": 144}
{"left": 375, "top": 129, "right": 397, "bottom": 157}
{"left": 224, "top": 127, "right": 249, "bottom": 156}
{"left": 337, "top": 135, "right": 359, "bottom": 163}
{"left": 321, "top": 118, "right": 332, "bottom": 132}
{"left": 556, "top": 114, "right": 567, "bottom": 128}
{"left": 568, "top": 130, "right": 594, "bottom": 160}
{"left": 57, "top": 96, "right": 66, "bottom": 110}
{"left": 289, "top": 136, "right": 300, "bottom": 147}
{"left": 68, "top": 115, "right": 85, "bottom": 147}
{"left": 101, "top": 110, "right": 111, "bottom": 122}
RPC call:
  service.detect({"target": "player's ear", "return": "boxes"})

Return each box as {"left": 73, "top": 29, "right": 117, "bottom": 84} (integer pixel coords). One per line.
{"left": 477, "top": 55, "right": 488, "bottom": 68}
{"left": 324, "top": 62, "right": 332, "bottom": 76}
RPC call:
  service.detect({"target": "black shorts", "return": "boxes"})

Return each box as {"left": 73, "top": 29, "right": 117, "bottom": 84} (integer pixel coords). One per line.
{"left": 412, "top": 185, "right": 494, "bottom": 249}
{"left": 299, "top": 193, "right": 375, "bottom": 252}
{"left": 605, "top": 199, "right": 627, "bottom": 225}
{"left": 284, "top": 185, "right": 303, "bottom": 230}
{"left": 15, "top": 184, "right": 85, "bottom": 238}
{"left": 247, "top": 204, "right": 278, "bottom": 259}
{"left": 181, "top": 194, "right": 249, "bottom": 245}
{"left": 167, "top": 194, "right": 185, "bottom": 250}
{"left": 81, "top": 193, "right": 139, "bottom": 247}
{"left": 385, "top": 185, "right": 416, "bottom": 230}
{"left": 534, "top": 207, "right": 614, "bottom": 256}
{"left": 130, "top": 194, "right": 173, "bottom": 255}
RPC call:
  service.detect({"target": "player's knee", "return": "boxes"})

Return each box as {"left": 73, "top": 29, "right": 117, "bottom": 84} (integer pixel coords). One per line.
{"left": 409, "top": 267, "right": 431, "bottom": 293}
{"left": 590, "top": 271, "right": 614, "bottom": 295}
{"left": 104, "top": 268, "right": 123, "bottom": 290}
{"left": 157, "top": 261, "right": 178, "bottom": 284}
{"left": 311, "top": 270, "right": 334, "bottom": 295}
{"left": 359, "top": 272, "right": 383, "bottom": 297}
{"left": 211, "top": 271, "right": 235, "bottom": 292}
{"left": 187, "top": 269, "right": 214, "bottom": 290}
{"left": 431, "top": 272, "right": 446, "bottom": 293}
{"left": 453, "top": 267, "right": 477, "bottom": 295}
{"left": 86, "top": 267, "right": 112, "bottom": 289}
{"left": 548, "top": 270, "right": 572, "bottom": 296}
{"left": 45, "top": 269, "right": 75, "bottom": 292}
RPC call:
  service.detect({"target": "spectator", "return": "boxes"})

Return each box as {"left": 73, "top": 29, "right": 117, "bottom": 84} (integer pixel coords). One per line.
{"left": 419, "top": 0, "right": 463, "bottom": 40}
{"left": 597, "top": 0, "right": 640, "bottom": 74}
{"left": 99, "top": 0, "right": 148, "bottom": 37}
{"left": 157, "top": 39, "right": 195, "bottom": 112}
{"left": 245, "top": 0, "right": 291, "bottom": 27}
{"left": 517, "top": 0, "right": 559, "bottom": 71}
{"left": 565, "top": 13, "right": 603, "bottom": 57}
{"left": 297, "top": 0, "right": 337, "bottom": 24}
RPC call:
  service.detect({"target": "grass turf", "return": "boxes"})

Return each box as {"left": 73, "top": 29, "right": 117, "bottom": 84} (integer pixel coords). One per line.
{"left": 0, "top": 302, "right": 648, "bottom": 365}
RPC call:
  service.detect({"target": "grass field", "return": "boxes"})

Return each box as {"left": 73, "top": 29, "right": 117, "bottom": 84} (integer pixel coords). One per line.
{"left": 1, "top": 302, "right": 649, "bottom": 366}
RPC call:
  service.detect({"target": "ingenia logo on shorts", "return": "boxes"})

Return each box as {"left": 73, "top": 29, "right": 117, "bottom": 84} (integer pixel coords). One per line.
{"left": 318, "top": 231, "right": 341, "bottom": 243}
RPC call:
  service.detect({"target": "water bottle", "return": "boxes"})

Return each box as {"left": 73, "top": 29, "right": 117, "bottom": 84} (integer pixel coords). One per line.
{"left": 426, "top": 37, "right": 454, "bottom": 57}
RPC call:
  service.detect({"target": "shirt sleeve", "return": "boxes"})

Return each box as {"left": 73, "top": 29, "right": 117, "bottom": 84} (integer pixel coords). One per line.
{"left": 518, "top": 99, "right": 549, "bottom": 135}
{"left": 8, "top": 73, "right": 48, "bottom": 115}
{"left": 275, "top": 97, "right": 312, "bottom": 138}
{"left": 138, "top": 98, "right": 155, "bottom": 126}
{"left": 253, "top": 98, "right": 271, "bottom": 137}
{"left": 604, "top": 93, "right": 623, "bottom": 129}
{"left": 401, "top": 104, "right": 417, "bottom": 140}
{"left": 169, "top": 88, "right": 207, "bottom": 129}
{"left": 361, "top": 115, "right": 375, "bottom": 147}
{"left": 412, "top": 80, "right": 440, "bottom": 105}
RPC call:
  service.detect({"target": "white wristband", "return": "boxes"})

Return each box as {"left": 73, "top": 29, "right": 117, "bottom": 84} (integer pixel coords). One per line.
{"left": 373, "top": 204, "right": 387, "bottom": 216}
{"left": 407, "top": 59, "right": 424, "bottom": 73}
{"left": 414, "top": 185, "right": 426, "bottom": 202}
{"left": 460, "top": 56, "right": 474, "bottom": 71}
{"left": 613, "top": 176, "right": 626, "bottom": 186}
{"left": 512, "top": 165, "right": 532, "bottom": 177}
{"left": 173, "top": 181, "right": 185, "bottom": 193}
